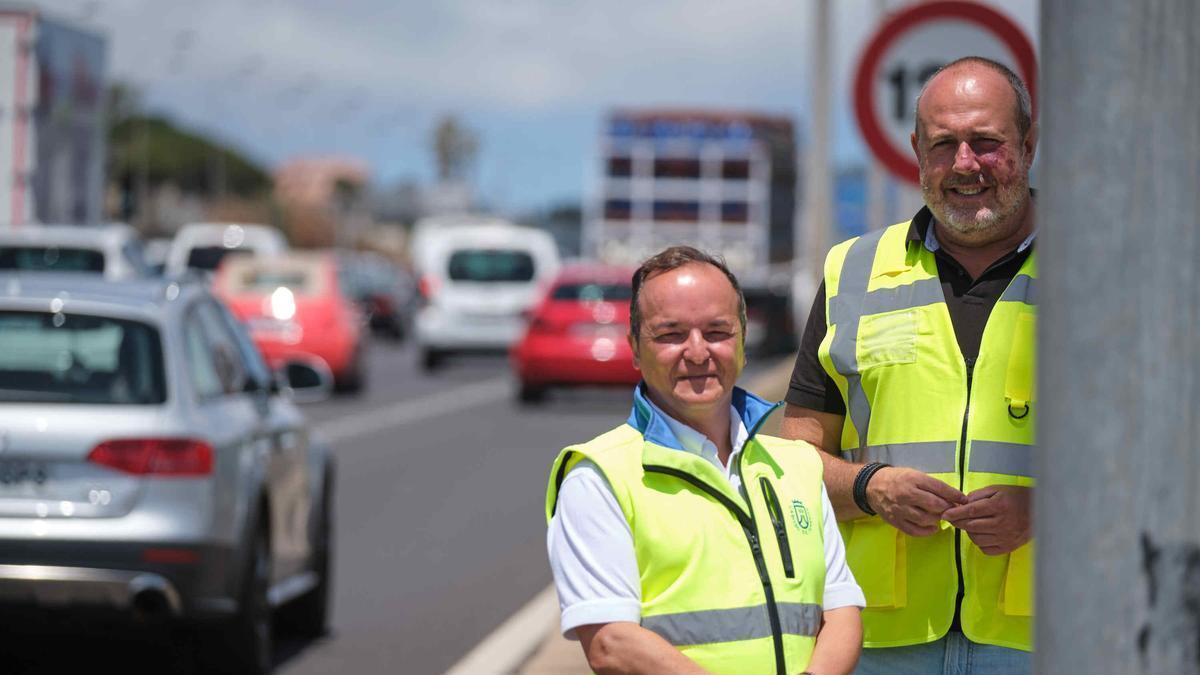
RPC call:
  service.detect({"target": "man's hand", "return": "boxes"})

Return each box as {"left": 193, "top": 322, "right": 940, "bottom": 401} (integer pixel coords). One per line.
{"left": 942, "top": 485, "right": 1032, "bottom": 555}
{"left": 865, "top": 467, "right": 967, "bottom": 536}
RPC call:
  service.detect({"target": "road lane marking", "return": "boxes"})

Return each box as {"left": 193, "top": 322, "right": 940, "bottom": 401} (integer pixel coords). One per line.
{"left": 315, "top": 377, "right": 511, "bottom": 444}
{"left": 442, "top": 585, "right": 558, "bottom": 675}
{"left": 445, "top": 359, "right": 796, "bottom": 675}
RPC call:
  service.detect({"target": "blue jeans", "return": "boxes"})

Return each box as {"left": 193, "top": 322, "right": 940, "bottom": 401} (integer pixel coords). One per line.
{"left": 854, "top": 633, "right": 1030, "bottom": 675}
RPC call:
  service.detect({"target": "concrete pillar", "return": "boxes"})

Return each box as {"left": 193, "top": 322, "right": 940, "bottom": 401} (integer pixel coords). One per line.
{"left": 1037, "top": 1, "right": 1200, "bottom": 673}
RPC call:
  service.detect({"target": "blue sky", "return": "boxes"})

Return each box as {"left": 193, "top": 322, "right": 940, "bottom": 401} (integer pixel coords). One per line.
{"left": 41, "top": 0, "right": 1036, "bottom": 214}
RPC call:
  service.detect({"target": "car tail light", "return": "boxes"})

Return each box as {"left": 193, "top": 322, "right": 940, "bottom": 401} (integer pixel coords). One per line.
{"left": 88, "top": 439, "right": 214, "bottom": 476}
{"left": 371, "top": 294, "right": 394, "bottom": 315}
{"left": 142, "top": 547, "right": 201, "bottom": 564}
{"left": 528, "top": 315, "right": 565, "bottom": 334}
{"left": 418, "top": 275, "right": 440, "bottom": 301}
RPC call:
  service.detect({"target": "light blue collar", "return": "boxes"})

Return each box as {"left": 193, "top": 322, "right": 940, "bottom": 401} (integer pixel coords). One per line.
{"left": 625, "top": 382, "right": 780, "bottom": 451}
{"left": 926, "top": 219, "right": 1038, "bottom": 253}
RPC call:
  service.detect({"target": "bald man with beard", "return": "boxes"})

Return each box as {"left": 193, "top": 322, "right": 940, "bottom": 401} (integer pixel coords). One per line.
{"left": 781, "top": 57, "right": 1038, "bottom": 674}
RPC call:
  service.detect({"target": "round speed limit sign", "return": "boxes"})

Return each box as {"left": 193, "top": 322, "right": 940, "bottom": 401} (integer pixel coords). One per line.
{"left": 853, "top": 1, "right": 1037, "bottom": 185}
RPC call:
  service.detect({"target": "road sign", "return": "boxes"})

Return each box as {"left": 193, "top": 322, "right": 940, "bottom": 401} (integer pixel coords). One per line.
{"left": 853, "top": 1, "right": 1037, "bottom": 185}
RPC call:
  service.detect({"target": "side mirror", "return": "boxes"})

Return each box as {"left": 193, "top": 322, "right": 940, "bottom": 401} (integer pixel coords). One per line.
{"left": 277, "top": 358, "right": 334, "bottom": 404}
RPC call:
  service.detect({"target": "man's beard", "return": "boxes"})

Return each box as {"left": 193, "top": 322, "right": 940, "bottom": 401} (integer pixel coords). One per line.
{"left": 922, "top": 170, "right": 1029, "bottom": 236}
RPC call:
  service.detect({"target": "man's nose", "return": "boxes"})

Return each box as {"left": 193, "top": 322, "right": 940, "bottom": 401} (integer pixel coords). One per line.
{"left": 683, "top": 330, "right": 709, "bottom": 363}
{"left": 953, "top": 141, "right": 981, "bottom": 174}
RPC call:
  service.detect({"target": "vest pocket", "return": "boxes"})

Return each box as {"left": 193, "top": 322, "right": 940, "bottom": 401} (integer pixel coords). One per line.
{"left": 1001, "top": 540, "right": 1034, "bottom": 616}
{"left": 857, "top": 310, "right": 918, "bottom": 369}
{"left": 845, "top": 519, "right": 907, "bottom": 608}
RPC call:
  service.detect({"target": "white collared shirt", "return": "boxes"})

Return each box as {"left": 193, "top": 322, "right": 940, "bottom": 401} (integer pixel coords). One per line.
{"left": 547, "top": 397, "right": 865, "bottom": 639}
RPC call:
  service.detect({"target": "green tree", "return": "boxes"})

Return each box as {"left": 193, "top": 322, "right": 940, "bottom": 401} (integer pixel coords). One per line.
{"left": 432, "top": 114, "right": 479, "bottom": 182}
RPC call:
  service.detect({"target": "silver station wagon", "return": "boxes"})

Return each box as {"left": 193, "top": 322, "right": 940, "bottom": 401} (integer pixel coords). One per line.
{"left": 0, "top": 274, "right": 335, "bottom": 674}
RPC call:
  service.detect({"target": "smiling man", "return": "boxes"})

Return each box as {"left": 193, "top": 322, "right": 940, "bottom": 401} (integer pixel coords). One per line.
{"left": 781, "top": 57, "right": 1038, "bottom": 674}
{"left": 546, "top": 246, "right": 864, "bottom": 675}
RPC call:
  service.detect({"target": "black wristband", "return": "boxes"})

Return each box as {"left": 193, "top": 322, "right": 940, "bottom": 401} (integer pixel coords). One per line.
{"left": 853, "top": 462, "right": 890, "bottom": 516}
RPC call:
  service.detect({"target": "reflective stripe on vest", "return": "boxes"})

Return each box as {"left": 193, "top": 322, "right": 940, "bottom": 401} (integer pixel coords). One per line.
{"left": 999, "top": 274, "right": 1036, "bottom": 305}
{"left": 841, "top": 440, "right": 1033, "bottom": 478}
{"left": 827, "top": 229, "right": 886, "bottom": 449}
{"left": 842, "top": 441, "right": 956, "bottom": 473}
{"left": 969, "top": 440, "right": 1034, "bottom": 477}
{"left": 644, "top": 602, "right": 823, "bottom": 647}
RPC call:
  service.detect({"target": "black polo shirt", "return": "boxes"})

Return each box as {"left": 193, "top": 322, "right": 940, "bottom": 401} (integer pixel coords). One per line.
{"left": 786, "top": 206, "right": 1035, "bottom": 414}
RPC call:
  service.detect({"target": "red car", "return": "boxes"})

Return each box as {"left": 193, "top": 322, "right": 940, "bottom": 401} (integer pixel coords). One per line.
{"left": 215, "top": 252, "right": 367, "bottom": 392}
{"left": 511, "top": 265, "right": 641, "bottom": 402}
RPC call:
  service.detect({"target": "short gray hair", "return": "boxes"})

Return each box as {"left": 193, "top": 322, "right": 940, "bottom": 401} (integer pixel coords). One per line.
{"left": 914, "top": 56, "right": 1033, "bottom": 140}
{"left": 629, "top": 246, "right": 746, "bottom": 343}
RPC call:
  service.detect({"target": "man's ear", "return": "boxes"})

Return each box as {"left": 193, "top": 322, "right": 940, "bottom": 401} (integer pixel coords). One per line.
{"left": 627, "top": 333, "right": 640, "bottom": 370}
{"left": 1022, "top": 122, "right": 1039, "bottom": 167}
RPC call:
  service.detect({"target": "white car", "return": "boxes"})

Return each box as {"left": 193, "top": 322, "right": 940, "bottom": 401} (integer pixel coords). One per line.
{"left": 0, "top": 223, "right": 152, "bottom": 279}
{"left": 164, "top": 223, "right": 289, "bottom": 278}
{"left": 411, "top": 217, "right": 560, "bottom": 370}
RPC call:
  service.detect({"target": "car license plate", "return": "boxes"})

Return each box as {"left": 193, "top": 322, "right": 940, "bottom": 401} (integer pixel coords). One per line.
{"left": 0, "top": 459, "right": 50, "bottom": 487}
{"left": 570, "top": 323, "right": 622, "bottom": 338}
{"left": 249, "top": 317, "right": 288, "bottom": 333}
{"left": 249, "top": 318, "right": 302, "bottom": 343}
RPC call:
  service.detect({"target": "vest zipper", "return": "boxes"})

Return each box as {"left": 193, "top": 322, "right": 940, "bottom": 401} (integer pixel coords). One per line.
{"left": 644, "top": 464, "right": 787, "bottom": 675}
{"left": 758, "top": 477, "right": 795, "bottom": 578}
{"left": 951, "top": 356, "right": 976, "bottom": 632}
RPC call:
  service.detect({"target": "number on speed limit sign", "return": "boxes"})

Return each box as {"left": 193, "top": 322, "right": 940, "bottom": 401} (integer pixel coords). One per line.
{"left": 853, "top": 1, "right": 1037, "bottom": 185}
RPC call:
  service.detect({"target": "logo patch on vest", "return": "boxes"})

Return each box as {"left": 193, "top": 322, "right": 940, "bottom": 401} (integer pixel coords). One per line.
{"left": 792, "top": 499, "right": 811, "bottom": 533}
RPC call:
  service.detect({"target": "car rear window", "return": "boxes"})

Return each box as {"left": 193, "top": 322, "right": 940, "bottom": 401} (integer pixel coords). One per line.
{"left": 187, "top": 246, "right": 251, "bottom": 271}
{"left": 0, "top": 311, "right": 166, "bottom": 404}
{"left": 550, "top": 283, "right": 633, "bottom": 302}
{"left": 0, "top": 246, "right": 105, "bottom": 273}
{"left": 447, "top": 250, "right": 535, "bottom": 282}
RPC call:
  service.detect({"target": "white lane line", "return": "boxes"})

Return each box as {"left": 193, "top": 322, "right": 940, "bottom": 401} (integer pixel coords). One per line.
{"left": 314, "top": 377, "right": 511, "bottom": 444}
{"left": 442, "top": 585, "right": 559, "bottom": 675}
{"left": 444, "top": 359, "right": 796, "bottom": 675}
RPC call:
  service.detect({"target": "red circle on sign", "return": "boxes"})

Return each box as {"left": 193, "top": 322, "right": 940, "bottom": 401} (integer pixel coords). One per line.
{"left": 852, "top": 1, "right": 1037, "bottom": 185}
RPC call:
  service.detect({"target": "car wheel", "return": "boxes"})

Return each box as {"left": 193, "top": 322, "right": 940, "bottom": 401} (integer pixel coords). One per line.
{"left": 207, "top": 521, "right": 273, "bottom": 675}
{"left": 385, "top": 317, "right": 405, "bottom": 341}
{"left": 518, "top": 382, "right": 546, "bottom": 404}
{"left": 420, "top": 348, "right": 443, "bottom": 371}
{"left": 283, "top": 472, "right": 333, "bottom": 638}
{"left": 335, "top": 349, "right": 366, "bottom": 394}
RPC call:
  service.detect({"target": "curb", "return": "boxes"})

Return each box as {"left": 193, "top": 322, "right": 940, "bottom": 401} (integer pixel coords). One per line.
{"left": 442, "top": 585, "right": 559, "bottom": 675}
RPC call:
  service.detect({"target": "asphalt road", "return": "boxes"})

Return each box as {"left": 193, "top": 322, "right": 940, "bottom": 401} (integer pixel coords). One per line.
{"left": 277, "top": 340, "right": 634, "bottom": 675}
{"left": 0, "top": 336, "right": 779, "bottom": 674}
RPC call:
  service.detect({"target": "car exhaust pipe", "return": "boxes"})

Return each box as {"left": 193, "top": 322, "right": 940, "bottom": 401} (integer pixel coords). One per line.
{"left": 129, "top": 574, "right": 181, "bottom": 618}
{"left": 132, "top": 588, "right": 170, "bottom": 617}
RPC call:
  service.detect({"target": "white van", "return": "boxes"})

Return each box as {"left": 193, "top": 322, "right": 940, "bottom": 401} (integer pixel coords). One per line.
{"left": 165, "top": 222, "right": 289, "bottom": 278}
{"left": 411, "top": 217, "right": 560, "bottom": 370}
{"left": 0, "top": 223, "right": 152, "bottom": 279}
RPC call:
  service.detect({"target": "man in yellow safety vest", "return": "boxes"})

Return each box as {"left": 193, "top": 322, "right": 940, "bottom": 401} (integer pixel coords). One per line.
{"left": 782, "top": 56, "right": 1037, "bottom": 674}
{"left": 547, "top": 246, "right": 864, "bottom": 674}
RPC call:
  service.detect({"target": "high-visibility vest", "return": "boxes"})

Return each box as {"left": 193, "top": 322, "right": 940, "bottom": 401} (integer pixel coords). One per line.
{"left": 817, "top": 221, "right": 1036, "bottom": 651}
{"left": 546, "top": 386, "right": 830, "bottom": 675}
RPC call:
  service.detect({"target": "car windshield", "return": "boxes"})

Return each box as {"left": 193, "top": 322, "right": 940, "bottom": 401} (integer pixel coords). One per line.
{"left": 0, "top": 246, "right": 105, "bottom": 273}
{"left": 0, "top": 311, "right": 166, "bottom": 404}
{"left": 551, "top": 282, "right": 632, "bottom": 302}
{"left": 447, "top": 249, "right": 535, "bottom": 282}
